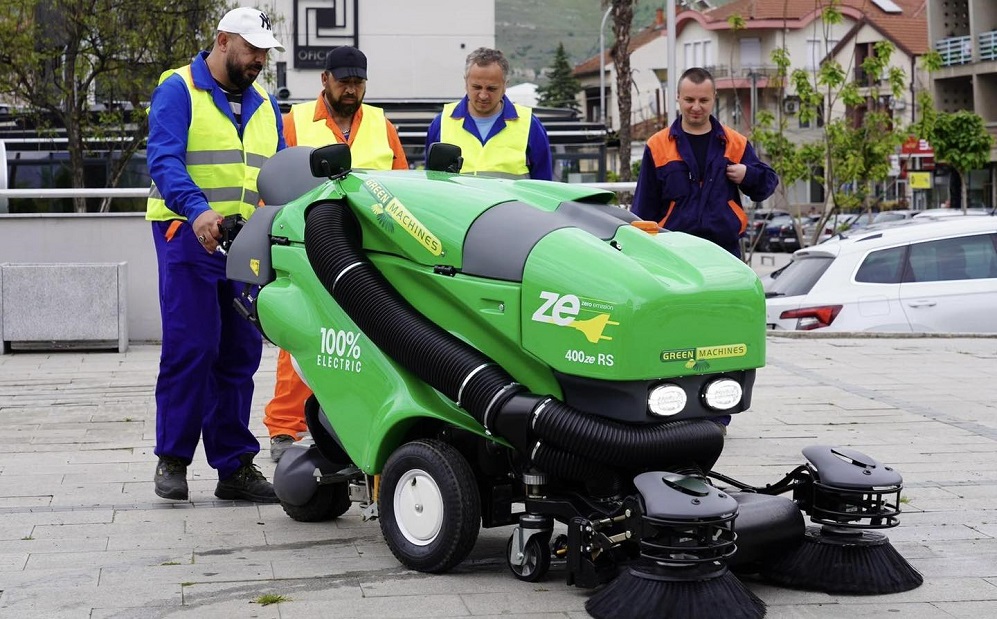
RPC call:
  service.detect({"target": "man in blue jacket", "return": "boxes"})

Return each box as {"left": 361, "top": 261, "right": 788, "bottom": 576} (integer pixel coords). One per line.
{"left": 146, "top": 7, "right": 286, "bottom": 502}
{"left": 425, "top": 47, "right": 552, "bottom": 180}
{"left": 632, "top": 67, "right": 778, "bottom": 258}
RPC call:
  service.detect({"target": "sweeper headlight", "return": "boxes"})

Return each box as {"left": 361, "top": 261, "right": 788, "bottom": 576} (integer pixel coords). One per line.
{"left": 648, "top": 383, "right": 687, "bottom": 416}
{"left": 702, "top": 378, "right": 743, "bottom": 411}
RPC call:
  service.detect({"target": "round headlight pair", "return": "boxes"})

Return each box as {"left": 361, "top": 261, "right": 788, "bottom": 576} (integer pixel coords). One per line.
{"left": 648, "top": 378, "right": 743, "bottom": 417}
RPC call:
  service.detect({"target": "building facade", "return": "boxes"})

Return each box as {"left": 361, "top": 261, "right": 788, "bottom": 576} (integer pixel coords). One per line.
{"left": 928, "top": 0, "right": 997, "bottom": 208}
{"left": 575, "top": 0, "right": 931, "bottom": 210}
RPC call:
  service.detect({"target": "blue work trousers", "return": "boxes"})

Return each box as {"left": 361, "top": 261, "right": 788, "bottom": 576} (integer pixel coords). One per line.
{"left": 152, "top": 220, "right": 262, "bottom": 479}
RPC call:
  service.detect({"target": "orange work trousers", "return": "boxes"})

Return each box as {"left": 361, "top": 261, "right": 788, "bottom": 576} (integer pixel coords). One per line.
{"left": 263, "top": 349, "right": 311, "bottom": 439}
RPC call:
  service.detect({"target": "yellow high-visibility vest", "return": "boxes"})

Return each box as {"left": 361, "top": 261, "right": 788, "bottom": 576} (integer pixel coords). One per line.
{"left": 291, "top": 101, "right": 394, "bottom": 170}
{"left": 146, "top": 65, "right": 278, "bottom": 221}
{"left": 440, "top": 102, "right": 531, "bottom": 177}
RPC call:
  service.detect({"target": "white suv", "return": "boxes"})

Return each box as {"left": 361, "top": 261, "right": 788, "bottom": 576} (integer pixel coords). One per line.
{"left": 764, "top": 215, "right": 997, "bottom": 333}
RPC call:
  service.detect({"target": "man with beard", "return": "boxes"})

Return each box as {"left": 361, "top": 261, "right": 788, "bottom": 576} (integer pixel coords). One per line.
{"left": 426, "top": 47, "right": 552, "bottom": 180}
{"left": 265, "top": 45, "right": 408, "bottom": 462}
{"left": 145, "top": 7, "right": 286, "bottom": 502}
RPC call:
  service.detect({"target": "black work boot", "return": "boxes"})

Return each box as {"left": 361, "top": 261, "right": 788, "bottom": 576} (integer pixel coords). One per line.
{"left": 154, "top": 456, "right": 189, "bottom": 501}
{"left": 215, "top": 454, "right": 279, "bottom": 503}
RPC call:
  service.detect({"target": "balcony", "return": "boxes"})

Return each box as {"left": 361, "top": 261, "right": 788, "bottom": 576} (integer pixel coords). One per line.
{"left": 936, "top": 36, "right": 973, "bottom": 66}
{"left": 981, "top": 30, "right": 997, "bottom": 62}
{"left": 706, "top": 64, "right": 781, "bottom": 90}
{"left": 854, "top": 66, "right": 881, "bottom": 87}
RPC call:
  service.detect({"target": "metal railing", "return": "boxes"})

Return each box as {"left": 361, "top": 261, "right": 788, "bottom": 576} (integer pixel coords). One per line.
{"left": 0, "top": 183, "right": 637, "bottom": 200}
{"left": 980, "top": 30, "right": 997, "bottom": 62}
{"left": 936, "top": 35, "right": 973, "bottom": 66}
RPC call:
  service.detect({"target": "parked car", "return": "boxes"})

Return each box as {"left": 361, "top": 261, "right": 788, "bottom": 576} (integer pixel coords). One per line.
{"left": 764, "top": 215, "right": 997, "bottom": 332}
{"left": 774, "top": 215, "right": 821, "bottom": 253}
{"left": 801, "top": 212, "right": 862, "bottom": 247}
{"left": 871, "top": 209, "right": 917, "bottom": 224}
{"left": 912, "top": 207, "right": 992, "bottom": 219}
{"left": 746, "top": 208, "right": 791, "bottom": 251}
{"left": 758, "top": 214, "right": 794, "bottom": 252}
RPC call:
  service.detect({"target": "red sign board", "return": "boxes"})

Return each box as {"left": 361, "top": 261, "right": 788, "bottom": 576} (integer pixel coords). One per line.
{"left": 901, "top": 136, "right": 933, "bottom": 156}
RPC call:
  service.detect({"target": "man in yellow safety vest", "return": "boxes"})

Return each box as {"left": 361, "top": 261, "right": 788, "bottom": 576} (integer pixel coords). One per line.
{"left": 265, "top": 45, "right": 409, "bottom": 462}
{"left": 425, "top": 47, "right": 552, "bottom": 180}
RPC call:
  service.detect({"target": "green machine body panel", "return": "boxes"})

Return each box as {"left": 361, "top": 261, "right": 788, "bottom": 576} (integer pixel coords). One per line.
{"left": 250, "top": 166, "right": 764, "bottom": 473}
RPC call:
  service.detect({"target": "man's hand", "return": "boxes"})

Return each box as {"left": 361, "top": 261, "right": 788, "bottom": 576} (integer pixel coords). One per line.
{"left": 726, "top": 163, "right": 747, "bottom": 185}
{"left": 192, "top": 210, "right": 225, "bottom": 254}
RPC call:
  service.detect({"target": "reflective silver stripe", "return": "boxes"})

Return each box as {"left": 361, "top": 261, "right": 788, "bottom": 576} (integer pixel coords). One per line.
{"left": 470, "top": 171, "right": 529, "bottom": 180}
{"left": 150, "top": 185, "right": 252, "bottom": 206}
{"left": 199, "top": 187, "right": 244, "bottom": 202}
{"left": 246, "top": 153, "right": 269, "bottom": 168}
{"left": 332, "top": 262, "right": 364, "bottom": 295}
{"left": 186, "top": 150, "right": 246, "bottom": 165}
{"left": 456, "top": 363, "right": 494, "bottom": 407}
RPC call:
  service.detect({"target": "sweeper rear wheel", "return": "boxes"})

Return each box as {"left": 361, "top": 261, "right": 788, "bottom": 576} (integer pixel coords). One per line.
{"left": 378, "top": 439, "right": 480, "bottom": 573}
{"left": 506, "top": 532, "right": 551, "bottom": 582}
{"left": 280, "top": 483, "right": 352, "bottom": 522}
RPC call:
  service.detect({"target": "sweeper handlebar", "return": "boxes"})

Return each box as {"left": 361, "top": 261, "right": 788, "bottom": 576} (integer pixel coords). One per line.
{"left": 216, "top": 214, "right": 245, "bottom": 256}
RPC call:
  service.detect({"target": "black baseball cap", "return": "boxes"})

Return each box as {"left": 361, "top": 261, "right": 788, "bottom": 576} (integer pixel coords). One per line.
{"left": 325, "top": 46, "right": 367, "bottom": 80}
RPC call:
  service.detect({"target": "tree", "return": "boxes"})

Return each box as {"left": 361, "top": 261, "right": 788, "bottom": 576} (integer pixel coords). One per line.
{"left": 537, "top": 43, "right": 581, "bottom": 111}
{"left": 0, "top": 0, "right": 229, "bottom": 212}
{"left": 606, "top": 0, "right": 635, "bottom": 183}
{"left": 928, "top": 111, "right": 993, "bottom": 212}
{"left": 751, "top": 2, "right": 908, "bottom": 246}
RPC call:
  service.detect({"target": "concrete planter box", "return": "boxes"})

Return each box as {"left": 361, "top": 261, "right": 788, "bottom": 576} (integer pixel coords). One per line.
{"left": 0, "top": 262, "right": 128, "bottom": 353}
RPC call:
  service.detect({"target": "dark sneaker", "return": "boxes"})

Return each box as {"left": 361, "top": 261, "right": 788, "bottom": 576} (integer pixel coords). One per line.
{"left": 215, "top": 457, "right": 279, "bottom": 503}
{"left": 154, "top": 456, "right": 189, "bottom": 501}
{"left": 270, "top": 435, "right": 295, "bottom": 463}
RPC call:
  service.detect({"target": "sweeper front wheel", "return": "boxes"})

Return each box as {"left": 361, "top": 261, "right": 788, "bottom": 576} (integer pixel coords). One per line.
{"left": 280, "top": 483, "right": 352, "bottom": 523}
{"left": 506, "top": 533, "right": 551, "bottom": 582}
{"left": 378, "top": 439, "right": 480, "bottom": 573}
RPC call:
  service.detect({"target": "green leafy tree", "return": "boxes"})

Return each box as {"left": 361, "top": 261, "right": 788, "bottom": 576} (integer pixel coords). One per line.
{"left": 0, "top": 0, "right": 230, "bottom": 212}
{"left": 928, "top": 111, "right": 993, "bottom": 212}
{"left": 537, "top": 43, "right": 581, "bottom": 111}
{"left": 750, "top": 46, "right": 825, "bottom": 254}
{"left": 605, "top": 0, "right": 635, "bottom": 183}
{"left": 753, "top": 2, "right": 908, "bottom": 246}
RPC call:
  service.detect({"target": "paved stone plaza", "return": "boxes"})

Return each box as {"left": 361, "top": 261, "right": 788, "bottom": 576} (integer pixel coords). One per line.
{"left": 1, "top": 335, "right": 996, "bottom": 617}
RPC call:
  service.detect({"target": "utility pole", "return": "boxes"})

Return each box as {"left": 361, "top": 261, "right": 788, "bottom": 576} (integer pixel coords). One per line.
{"left": 667, "top": 0, "right": 677, "bottom": 121}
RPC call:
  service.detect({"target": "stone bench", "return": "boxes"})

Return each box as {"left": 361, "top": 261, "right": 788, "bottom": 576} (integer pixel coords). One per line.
{"left": 0, "top": 262, "right": 128, "bottom": 354}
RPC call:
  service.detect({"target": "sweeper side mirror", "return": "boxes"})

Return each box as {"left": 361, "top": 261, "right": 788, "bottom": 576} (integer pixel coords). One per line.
{"left": 426, "top": 142, "right": 463, "bottom": 173}
{"left": 310, "top": 143, "right": 352, "bottom": 180}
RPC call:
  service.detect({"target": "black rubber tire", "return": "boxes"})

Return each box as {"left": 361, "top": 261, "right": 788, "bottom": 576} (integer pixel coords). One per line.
{"left": 506, "top": 533, "right": 552, "bottom": 582}
{"left": 280, "top": 483, "right": 352, "bottom": 522}
{"left": 378, "top": 439, "right": 480, "bottom": 573}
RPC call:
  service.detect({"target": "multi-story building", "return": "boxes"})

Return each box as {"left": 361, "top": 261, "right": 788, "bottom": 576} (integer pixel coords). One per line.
{"left": 928, "top": 0, "right": 997, "bottom": 208}
{"left": 575, "top": 0, "right": 930, "bottom": 210}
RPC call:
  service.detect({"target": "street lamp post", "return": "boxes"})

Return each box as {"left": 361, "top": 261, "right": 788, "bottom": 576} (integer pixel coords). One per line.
{"left": 599, "top": 6, "right": 612, "bottom": 126}
{"left": 667, "top": 0, "right": 677, "bottom": 122}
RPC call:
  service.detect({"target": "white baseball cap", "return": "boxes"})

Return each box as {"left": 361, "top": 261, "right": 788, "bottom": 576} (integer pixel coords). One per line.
{"left": 217, "top": 7, "right": 285, "bottom": 53}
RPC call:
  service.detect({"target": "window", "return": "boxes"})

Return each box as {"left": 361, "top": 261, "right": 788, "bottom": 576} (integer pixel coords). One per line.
{"left": 799, "top": 98, "right": 825, "bottom": 128}
{"left": 684, "top": 40, "right": 713, "bottom": 68}
{"left": 806, "top": 38, "right": 840, "bottom": 69}
{"left": 740, "top": 38, "right": 761, "bottom": 69}
{"left": 906, "top": 235, "right": 997, "bottom": 282}
{"left": 855, "top": 246, "right": 905, "bottom": 283}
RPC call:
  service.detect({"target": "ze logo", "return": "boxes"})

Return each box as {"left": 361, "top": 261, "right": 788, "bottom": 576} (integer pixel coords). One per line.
{"left": 259, "top": 12, "right": 273, "bottom": 31}
{"left": 532, "top": 291, "right": 579, "bottom": 326}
